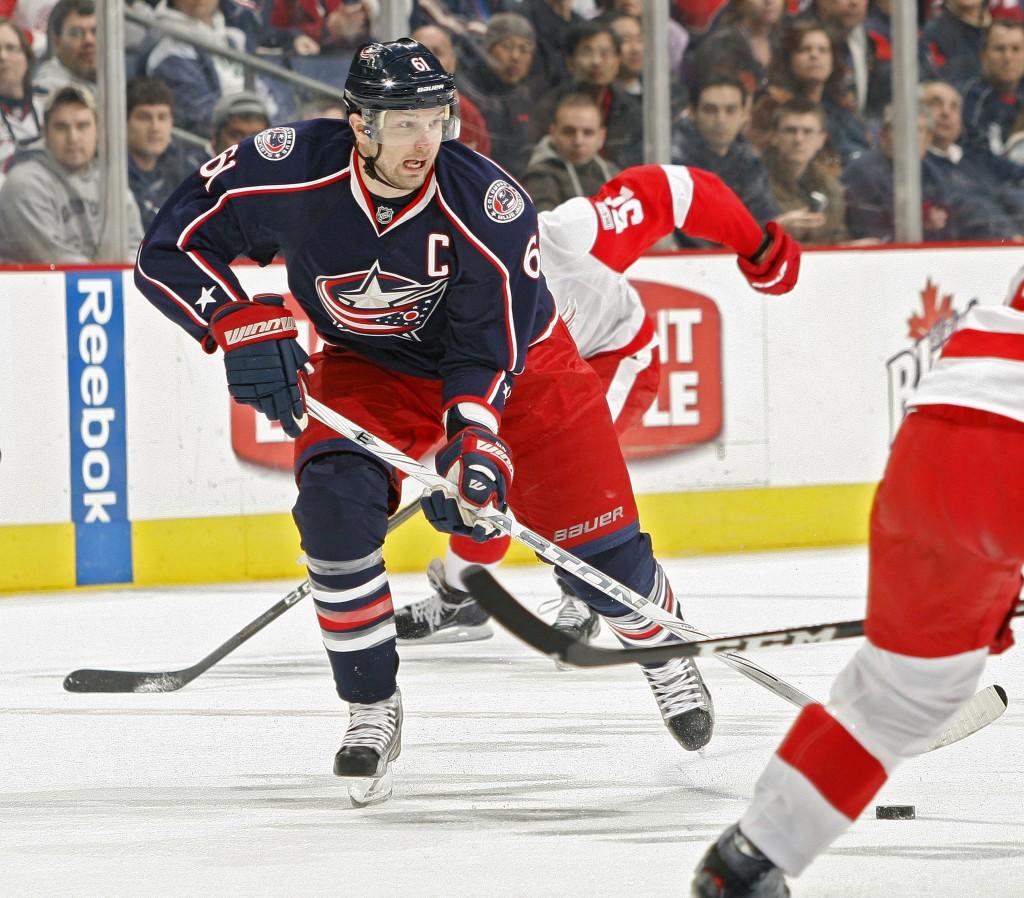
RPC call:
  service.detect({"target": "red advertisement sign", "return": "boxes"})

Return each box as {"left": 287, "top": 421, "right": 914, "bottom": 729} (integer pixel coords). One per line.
{"left": 620, "top": 280, "right": 723, "bottom": 460}
{"left": 231, "top": 282, "right": 723, "bottom": 470}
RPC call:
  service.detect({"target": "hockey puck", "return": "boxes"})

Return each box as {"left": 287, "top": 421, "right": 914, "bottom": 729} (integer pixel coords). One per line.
{"left": 875, "top": 805, "right": 915, "bottom": 820}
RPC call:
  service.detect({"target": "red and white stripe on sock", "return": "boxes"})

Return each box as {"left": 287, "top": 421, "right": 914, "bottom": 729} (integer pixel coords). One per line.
{"left": 605, "top": 565, "right": 678, "bottom": 646}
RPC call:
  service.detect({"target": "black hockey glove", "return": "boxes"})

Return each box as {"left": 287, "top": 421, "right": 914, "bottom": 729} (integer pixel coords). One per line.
{"left": 206, "top": 294, "right": 309, "bottom": 438}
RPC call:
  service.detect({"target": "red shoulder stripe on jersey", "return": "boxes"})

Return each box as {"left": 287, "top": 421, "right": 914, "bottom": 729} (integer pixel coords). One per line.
{"left": 176, "top": 167, "right": 352, "bottom": 250}
{"left": 434, "top": 189, "right": 520, "bottom": 372}
{"left": 942, "top": 328, "right": 1024, "bottom": 362}
{"left": 135, "top": 248, "right": 208, "bottom": 328}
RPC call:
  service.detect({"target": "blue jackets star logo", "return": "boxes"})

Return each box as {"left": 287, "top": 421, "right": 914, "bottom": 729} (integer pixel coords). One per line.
{"left": 315, "top": 261, "right": 447, "bottom": 340}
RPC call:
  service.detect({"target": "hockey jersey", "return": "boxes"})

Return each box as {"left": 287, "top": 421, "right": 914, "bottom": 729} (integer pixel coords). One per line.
{"left": 134, "top": 119, "right": 557, "bottom": 422}
{"left": 539, "top": 164, "right": 767, "bottom": 358}
{"left": 910, "top": 267, "right": 1024, "bottom": 424}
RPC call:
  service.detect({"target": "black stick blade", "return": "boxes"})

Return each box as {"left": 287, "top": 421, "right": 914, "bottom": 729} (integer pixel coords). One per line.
{"left": 63, "top": 669, "right": 189, "bottom": 693}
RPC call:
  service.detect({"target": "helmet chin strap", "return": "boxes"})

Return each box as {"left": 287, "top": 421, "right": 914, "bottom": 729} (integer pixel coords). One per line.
{"left": 358, "top": 142, "right": 407, "bottom": 192}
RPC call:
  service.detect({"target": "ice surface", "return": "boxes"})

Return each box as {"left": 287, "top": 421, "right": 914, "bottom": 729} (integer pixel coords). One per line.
{"left": 2, "top": 548, "right": 1021, "bottom": 897}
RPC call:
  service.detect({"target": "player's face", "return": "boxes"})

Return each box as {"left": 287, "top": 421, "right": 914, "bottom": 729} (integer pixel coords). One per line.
{"left": 353, "top": 108, "right": 445, "bottom": 194}
{"left": 0, "top": 24, "right": 28, "bottom": 98}
{"left": 127, "top": 103, "right": 173, "bottom": 161}
{"left": 55, "top": 11, "right": 97, "bottom": 80}
{"left": 45, "top": 102, "right": 97, "bottom": 174}
{"left": 550, "top": 104, "right": 605, "bottom": 166}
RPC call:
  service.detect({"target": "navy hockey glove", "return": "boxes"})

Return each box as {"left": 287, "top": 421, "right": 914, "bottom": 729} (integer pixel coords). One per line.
{"left": 421, "top": 427, "right": 514, "bottom": 542}
{"left": 206, "top": 294, "right": 309, "bottom": 438}
{"left": 737, "top": 221, "right": 801, "bottom": 295}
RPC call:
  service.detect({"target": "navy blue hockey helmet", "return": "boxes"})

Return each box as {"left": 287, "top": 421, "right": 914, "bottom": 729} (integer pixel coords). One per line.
{"left": 345, "top": 39, "right": 457, "bottom": 113}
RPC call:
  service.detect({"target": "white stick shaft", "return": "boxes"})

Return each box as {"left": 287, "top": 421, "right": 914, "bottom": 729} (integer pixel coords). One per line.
{"left": 303, "top": 394, "right": 815, "bottom": 708}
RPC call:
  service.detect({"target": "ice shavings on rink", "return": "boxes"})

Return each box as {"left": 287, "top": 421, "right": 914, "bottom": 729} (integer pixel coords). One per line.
{"left": 1, "top": 548, "right": 1022, "bottom": 897}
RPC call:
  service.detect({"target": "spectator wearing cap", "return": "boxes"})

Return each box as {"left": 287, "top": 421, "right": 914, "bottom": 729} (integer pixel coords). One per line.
{"left": 961, "top": 18, "right": 1024, "bottom": 162}
{"left": 0, "top": 84, "right": 143, "bottom": 262}
{"left": 459, "top": 13, "right": 538, "bottom": 177}
{"left": 146, "top": 0, "right": 281, "bottom": 138}
{"left": 126, "top": 76, "right": 189, "bottom": 229}
{"left": 1, "top": 17, "right": 45, "bottom": 186}
{"left": 522, "top": 91, "right": 618, "bottom": 211}
{"left": 924, "top": 0, "right": 992, "bottom": 88}
{"left": 33, "top": 0, "right": 95, "bottom": 98}
{"left": 671, "top": 74, "right": 780, "bottom": 243}
{"left": 411, "top": 24, "right": 491, "bottom": 157}
{"left": 185, "top": 89, "right": 271, "bottom": 169}
{"left": 764, "top": 98, "right": 849, "bottom": 245}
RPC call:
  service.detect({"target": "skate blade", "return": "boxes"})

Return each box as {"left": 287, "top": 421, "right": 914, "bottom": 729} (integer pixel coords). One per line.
{"left": 348, "top": 768, "right": 394, "bottom": 808}
{"left": 397, "top": 624, "right": 494, "bottom": 645}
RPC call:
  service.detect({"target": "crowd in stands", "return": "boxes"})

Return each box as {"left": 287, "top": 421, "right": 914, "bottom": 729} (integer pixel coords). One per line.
{"left": 3, "top": 0, "right": 1024, "bottom": 263}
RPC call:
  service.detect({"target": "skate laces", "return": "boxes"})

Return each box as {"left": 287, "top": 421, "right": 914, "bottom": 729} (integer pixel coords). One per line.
{"left": 408, "top": 592, "right": 445, "bottom": 628}
{"left": 643, "top": 657, "right": 707, "bottom": 718}
{"left": 343, "top": 693, "right": 401, "bottom": 754}
{"left": 538, "top": 594, "right": 592, "bottom": 630}
{"left": 408, "top": 560, "right": 471, "bottom": 626}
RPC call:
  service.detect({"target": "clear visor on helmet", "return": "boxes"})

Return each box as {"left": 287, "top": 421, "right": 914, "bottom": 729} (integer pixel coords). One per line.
{"left": 360, "top": 103, "right": 461, "bottom": 145}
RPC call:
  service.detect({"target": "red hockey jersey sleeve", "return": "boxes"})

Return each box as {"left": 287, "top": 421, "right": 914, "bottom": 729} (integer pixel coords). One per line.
{"left": 586, "top": 164, "right": 766, "bottom": 273}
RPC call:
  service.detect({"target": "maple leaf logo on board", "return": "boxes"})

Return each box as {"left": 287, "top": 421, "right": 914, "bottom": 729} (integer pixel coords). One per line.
{"left": 907, "top": 278, "right": 955, "bottom": 341}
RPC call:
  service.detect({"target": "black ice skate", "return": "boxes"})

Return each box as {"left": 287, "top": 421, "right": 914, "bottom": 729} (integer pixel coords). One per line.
{"left": 334, "top": 687, "right": 403, "bottom": 807}
{"left": 542, "top": 580, "right": 601, "bottom": 670}
{"left": 394, "top": 558, "right": 493, "bottom": 644}
{"left": 691, "top": 824, "right": 790, "bottom": 897}
{"left": 642, "top": 655, "right": 715, "bottom": 751}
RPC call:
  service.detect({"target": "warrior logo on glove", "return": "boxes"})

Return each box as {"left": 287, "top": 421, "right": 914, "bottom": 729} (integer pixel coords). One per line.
{"left": 421, "top": 425, "right": 515, "bottom": 542}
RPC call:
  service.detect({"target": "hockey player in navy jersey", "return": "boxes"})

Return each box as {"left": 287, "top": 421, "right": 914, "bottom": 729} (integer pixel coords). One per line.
{"left": 395, "top": 162, "right": 802, "bottom": 648}
{"left": 134, "top": 38, "right": 794, "bottom": 804}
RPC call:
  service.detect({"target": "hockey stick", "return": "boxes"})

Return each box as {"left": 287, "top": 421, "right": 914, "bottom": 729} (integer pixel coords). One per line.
{"left": 62, "top": 499, "right": 422, "bottom": 694}
{"left": 463, "top": 568, "right": 1011, "bottom": 753}
{"left": 462, "top": 569, "right": 1024, "bottom": 667}
{"left": 302, "top": 394, "right": 816, "bottom": 709}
